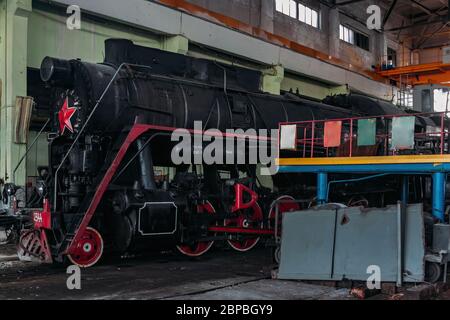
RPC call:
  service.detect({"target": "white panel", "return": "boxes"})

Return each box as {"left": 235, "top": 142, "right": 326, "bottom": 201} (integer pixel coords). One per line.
{"left": 280, "top": 125, "right": 297, "bottom": 150}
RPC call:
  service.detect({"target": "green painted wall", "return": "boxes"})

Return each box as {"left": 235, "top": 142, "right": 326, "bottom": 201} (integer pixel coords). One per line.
{"left": 27, "top": 8, "right": 163, "bottom": 68}
{"left": 0, "top": 0, "right": 32, "bottom": 184}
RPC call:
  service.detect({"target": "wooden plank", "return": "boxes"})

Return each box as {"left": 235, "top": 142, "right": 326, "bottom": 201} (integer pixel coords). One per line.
{"left": 14, "top": 96, "right": 34, "bottom": 144}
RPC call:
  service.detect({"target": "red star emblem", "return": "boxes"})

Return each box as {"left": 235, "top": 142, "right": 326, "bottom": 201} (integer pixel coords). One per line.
{"left": 58, "top": 97, "right": 76, "bottom": 134}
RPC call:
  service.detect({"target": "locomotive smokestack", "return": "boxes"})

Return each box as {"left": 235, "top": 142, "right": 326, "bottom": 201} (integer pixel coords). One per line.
{"left": 104, "top": 39, "right": 134, "bottom": 66}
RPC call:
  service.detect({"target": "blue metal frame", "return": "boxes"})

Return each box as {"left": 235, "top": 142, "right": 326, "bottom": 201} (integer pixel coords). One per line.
{"left": 278, "top": 162, "right": 449, "bottom": 221}
{"left": 317, "top": 173, "right": 328, "bottom": 204}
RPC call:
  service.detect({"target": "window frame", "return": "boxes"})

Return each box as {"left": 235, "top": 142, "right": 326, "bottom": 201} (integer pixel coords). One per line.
{"left": 339, "top": 24, "right": 370, "bottom": 52}
{"left": 276, "top": 0, "right": 320, "bottom": 29}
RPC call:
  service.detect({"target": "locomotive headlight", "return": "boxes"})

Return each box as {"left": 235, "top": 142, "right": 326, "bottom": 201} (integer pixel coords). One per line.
{"left": 4, "top": 183, "right": 16, "bottom": 196}
{"left": 40, "top": 57, "right": 73, "bottom": 86}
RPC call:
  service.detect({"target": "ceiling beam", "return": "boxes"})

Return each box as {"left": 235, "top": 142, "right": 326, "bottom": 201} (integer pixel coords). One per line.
{"left": 415, "top": 22, "right": 450, "bottom": 49}
{"left": 334, "top": 0, "right": 367, "bottom": 6}
{"left": 385, "top": 17, "right": 446, "bottom": 31}
{"left": 382, "top": 0, "right": 399, "bottom": 29}
{"left": 404, "top": 29, "right": 450, "bottom": 39}
{"left": 409, "top": 0, "right": 433, "bottom": 15}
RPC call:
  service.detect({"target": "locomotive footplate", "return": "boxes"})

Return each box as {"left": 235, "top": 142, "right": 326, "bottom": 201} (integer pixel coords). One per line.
{"left": 208, "top": 226, "right": 274, "bottom": 236}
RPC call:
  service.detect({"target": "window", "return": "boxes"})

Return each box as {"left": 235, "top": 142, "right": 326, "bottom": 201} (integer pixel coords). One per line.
{"left": 298, "top": 2, "right": 319, "bottom": 28}
{"left": 339, "top": 24, "right": 370, "bottom": 51}
{"left": 276, "top": 0, "right": 320, "bottom": 28}
{"left": 387, "top": 47, "right": 397, "bottom": 67}
{"left": 276, "top": 0, "right": 297, "bottom": 18}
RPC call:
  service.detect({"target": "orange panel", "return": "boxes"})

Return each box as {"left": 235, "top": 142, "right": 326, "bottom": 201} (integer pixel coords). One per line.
{"left": 324, "top": 121, "right": 342, "bottom": 148}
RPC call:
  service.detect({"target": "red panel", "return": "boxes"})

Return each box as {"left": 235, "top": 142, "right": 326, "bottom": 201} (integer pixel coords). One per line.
{"left": 324, "top": 121, "right": 342, "bottom": 148}
{"left": 33, "top": 199, "right": 51, "bottom": 230}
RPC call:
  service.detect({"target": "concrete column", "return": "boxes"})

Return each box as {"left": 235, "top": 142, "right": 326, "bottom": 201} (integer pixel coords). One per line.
{"left": 260, "top": 0, "right": 274, "bottom": 33}
{"left": 328, "top": 8, "right": 340, "bottom": 58}
{"left": 0, "top": 0, "right": 32, "bottom": 185}
{"left": 162, "top": 35, "right": 189, "bottom": 55}
{"left": 374, "top": 32, "right": 387, "bottom": 66}
{"left": 262, "top": 65, "right": 284, "bottom": 95}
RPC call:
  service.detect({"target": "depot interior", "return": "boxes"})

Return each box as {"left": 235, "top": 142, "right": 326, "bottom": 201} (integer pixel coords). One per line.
{"left": 1, "top": 0, "right": 450, "bottom": 295}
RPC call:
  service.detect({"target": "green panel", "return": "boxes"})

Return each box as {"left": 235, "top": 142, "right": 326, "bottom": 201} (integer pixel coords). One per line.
{"left": 357, "top": 119, "right": 376, "bottom": 146}
{"left": 281, "top": 76, "right": 331, "bottom": 100}
{"left": 263, "top": 65, "right": 284, "bottom": 95}
{"left": 391, "top": 117, "right": 415, "bottom": 150}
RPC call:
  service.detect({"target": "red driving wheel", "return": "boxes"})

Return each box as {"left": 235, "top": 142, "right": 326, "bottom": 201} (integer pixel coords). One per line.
{"left": 225, "top": 202, "right": 263, "bottom": 252}
{"left": 268, "top": 195, "right": 300, "bottom": 231}
{"left": 177, "top": 202, "right": 216, "bottom": 257}
{"left": 67, "top": 227, "right": 104, "bottom": 268}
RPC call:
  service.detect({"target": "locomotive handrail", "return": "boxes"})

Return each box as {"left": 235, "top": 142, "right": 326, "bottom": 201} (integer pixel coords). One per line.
{"left": 13, "top": 118, "right": 51, "bottom": 184}
{"left": 279, "top": 111, "right": 447, "bottom": 126}
{"left": 278, "top": 111, "right": 449, "bottom": 159}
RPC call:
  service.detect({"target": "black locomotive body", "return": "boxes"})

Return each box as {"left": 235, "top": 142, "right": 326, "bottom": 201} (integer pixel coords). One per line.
{"left": 17, "top": 39, "right": 424, "bottom": 267}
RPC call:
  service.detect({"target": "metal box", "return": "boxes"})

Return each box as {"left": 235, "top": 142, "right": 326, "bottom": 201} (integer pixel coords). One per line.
{"left": 433, "top": 224, "right": 450, "bottom": 252}
{"left": 277, "top": 204, "right": 425, "bottom": 283}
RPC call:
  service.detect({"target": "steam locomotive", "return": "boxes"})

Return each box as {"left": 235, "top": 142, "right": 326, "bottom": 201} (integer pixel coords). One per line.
{"left": 14, "top": 39, "right": 424, "bottom": 267}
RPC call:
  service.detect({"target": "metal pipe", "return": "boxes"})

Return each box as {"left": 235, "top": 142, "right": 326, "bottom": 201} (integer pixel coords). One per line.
{"left": 401, "top": 176, "right": 409, "bottom": 205}
{"left": 326, "top": 173, "right": 390, "bottom": 202}
{"left": 397, "top": 201, "right": 403, "bottom": 287}
{"left": 432, "top": 172, "right": 446, "bottom": 221}
{"left": 13, "top": 119, "right": 51, "bottom": 184}
{"left": 317, "top": 172, "right": 328, "bottom": 204}
{"left": 136, "top": 137, "right": 157, "bottom": 191}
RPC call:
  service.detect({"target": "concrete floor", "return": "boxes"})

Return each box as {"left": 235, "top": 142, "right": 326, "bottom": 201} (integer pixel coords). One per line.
{"left": 0, "top": 245, "right": 354, "bottom": 300}
{"left": 3, "top": 244, "right": 450, "bottom": 300}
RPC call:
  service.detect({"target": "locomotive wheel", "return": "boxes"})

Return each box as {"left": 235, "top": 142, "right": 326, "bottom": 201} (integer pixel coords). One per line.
{"left": 67, "top": 227, "right": 104, "bottom": 268}
{"left": 177, "top": 202, "right": 216, "bottom": 257}
{"left": 268, "top": 195, "right": 300, "bottom": 231}
{"left": 425, "top": 262, "right": 442, "bottom": 283}
{"left": 225, "top": 202, "right": 263, "bottom": 252}
{"left": 273, "top": 245, "right": 282, "bottom": 265}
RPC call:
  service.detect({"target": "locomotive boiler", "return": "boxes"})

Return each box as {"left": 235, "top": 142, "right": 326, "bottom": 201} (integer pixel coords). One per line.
{"left": 17, "top": 39, "right": 414, "bottom": 267}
